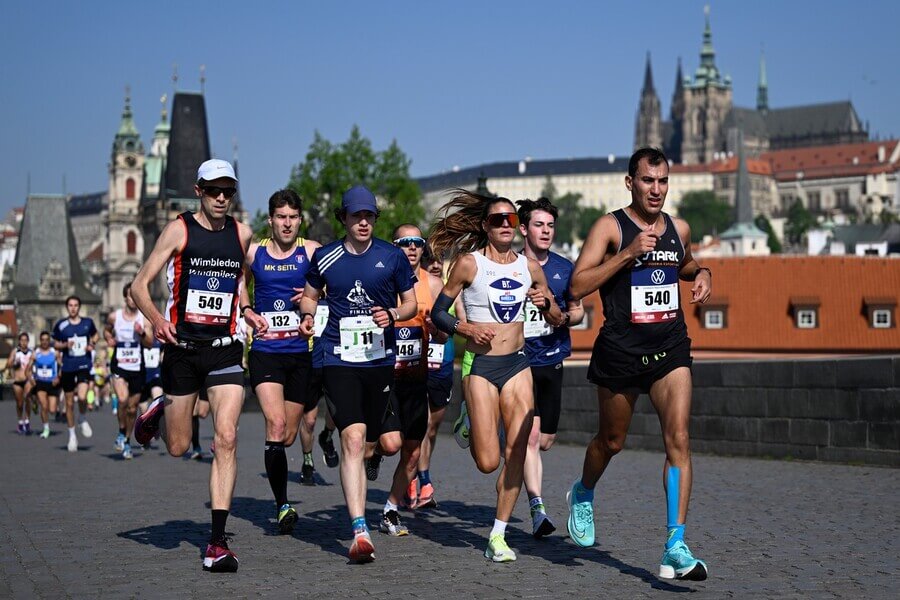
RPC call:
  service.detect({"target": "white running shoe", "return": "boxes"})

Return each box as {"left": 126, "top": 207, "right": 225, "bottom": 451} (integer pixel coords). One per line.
{"left": 67, "top": 435, "right": 78, "bottom": 452}
{"left": 80, "top": 420, "right": 93, "bottom": 438}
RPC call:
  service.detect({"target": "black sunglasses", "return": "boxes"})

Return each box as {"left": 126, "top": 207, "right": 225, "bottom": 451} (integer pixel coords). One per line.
{"left": 393, "top": 236, "right": 426, "bottom": 248}
{"left": 202, "top": 185, "right": 238, "bottom": 199}
{"left": 484, "top": 212, "right": 519, "bottom": 228}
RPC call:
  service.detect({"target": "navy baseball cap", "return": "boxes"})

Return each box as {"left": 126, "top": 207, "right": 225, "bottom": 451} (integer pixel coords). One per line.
{"left": 341, "top": 185, "right": 378, "bottom": 214}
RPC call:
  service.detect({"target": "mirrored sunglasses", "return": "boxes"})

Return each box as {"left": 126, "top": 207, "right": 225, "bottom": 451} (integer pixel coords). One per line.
{"left": 393, "top": 236, "right": 426, "bottom": 248}
{"left": 202, "top": 185, "right": 238, "bottom": 199}
{"left": 485, "top": 212, "right": 519, "bottom": 228}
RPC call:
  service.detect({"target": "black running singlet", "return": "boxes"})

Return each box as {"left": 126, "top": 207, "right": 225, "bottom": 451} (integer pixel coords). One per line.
{"left": 596, "top": 209, "right": 688, "bottom": 355}
{"left": 164, "top": 212, "right": 245, "bottom": 342}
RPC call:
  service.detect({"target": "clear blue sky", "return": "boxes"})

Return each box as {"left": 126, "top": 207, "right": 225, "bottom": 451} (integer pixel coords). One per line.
{"left": 2, "top": 1, "right": 898, "bottom": 218}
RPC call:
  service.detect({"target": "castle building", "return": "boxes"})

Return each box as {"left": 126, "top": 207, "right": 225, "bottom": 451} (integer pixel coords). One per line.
{"left": 634, "top": 6, "right": 869, "bottom": 164}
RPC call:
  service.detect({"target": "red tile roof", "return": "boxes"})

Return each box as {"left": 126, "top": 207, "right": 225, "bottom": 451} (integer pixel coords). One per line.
{"left": 762, "top": 140, "right": 900, "bottom": 182}
{"left": 571, "top": 256, "right": 900, "bottom": 353}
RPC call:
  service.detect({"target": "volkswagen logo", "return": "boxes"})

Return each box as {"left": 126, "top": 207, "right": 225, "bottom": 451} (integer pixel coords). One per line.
{"left": 273, "top": 299, "right": 286, "bottom": 311}
{"left": 207, "top": 277, "right": 220, "bottom": 291}
{"left": 398, "top": 327, "right": 411, "bottom": 340}
{"left": 651, "top": 269, "right": 666, "bottom": 285}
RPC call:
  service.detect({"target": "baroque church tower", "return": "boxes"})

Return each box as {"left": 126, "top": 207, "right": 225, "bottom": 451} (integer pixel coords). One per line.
{"left": 104, "top": 88, "right": 145, "bottom": 309}
{"left": 634, "top": 53, "right": 662, "bottom": 151}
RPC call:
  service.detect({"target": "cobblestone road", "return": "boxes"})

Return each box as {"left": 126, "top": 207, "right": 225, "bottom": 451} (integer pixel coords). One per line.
{"left": 0, "top": 406, "right": 897, "bottom": 599}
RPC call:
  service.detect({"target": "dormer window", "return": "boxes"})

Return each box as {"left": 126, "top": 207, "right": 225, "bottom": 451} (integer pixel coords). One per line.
{"left": 698, "top": 296, "right": 729, "bottom": 329}
{"left": 863, "top": 297, "right": 896, "bottom": 329}
{"left": 790, "top": 297, "right": 820, "bottom": 329}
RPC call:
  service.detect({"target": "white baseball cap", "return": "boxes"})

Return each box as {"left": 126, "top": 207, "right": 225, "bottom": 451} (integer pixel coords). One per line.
{"left": 196, "top": 159, "right": 237, "bottom": 183}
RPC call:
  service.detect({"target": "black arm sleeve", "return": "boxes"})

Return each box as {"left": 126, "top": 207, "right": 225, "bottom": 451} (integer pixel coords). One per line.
{"left": 432, "top": 292, "right": 459, "bottom": 335}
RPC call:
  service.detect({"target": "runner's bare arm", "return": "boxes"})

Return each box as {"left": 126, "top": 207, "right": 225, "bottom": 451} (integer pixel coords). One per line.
{"left": 570, "top": 214, "right": 632, "bottom": 300}
{"left": 565, "top": 298, "right": 585, "bottom": 327}
{"left": 439, "top": 254, "right": 494, "bottom": 345}
{"left": 426, "top": 273, "right": 449, "bottom": 343}
{"left": 526, "top": 258, "right": 564, "bottom": 327}
{"left": 298, "top": 283, "right": 321, "bottom": 338}
{"left": 240, "top": 263, "right": 268, "bottom": 334}
{"left": 673, "top": 218, "right": 711, "bottom": 304}
{"left": 132, "top": 219, "right": 186, "bottom": 344}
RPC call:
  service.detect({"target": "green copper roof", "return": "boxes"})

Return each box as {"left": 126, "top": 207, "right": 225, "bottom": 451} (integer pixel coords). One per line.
{"left": 719, "top": 222, "right": 768, "bottom": 240}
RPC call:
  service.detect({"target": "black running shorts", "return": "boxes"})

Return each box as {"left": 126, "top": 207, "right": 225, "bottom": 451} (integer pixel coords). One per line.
{"left": 587, "top": 337, "right": 692, "bottom": 395}
{"left": 60, "top": 369, "right": 91, "bottom": 393}
{"left": 249, "top": 350, "right": 315, "bottom": 408}
{"left": 113, "top": 368, "right": 145, "bottom": 397}
{"left": 322, "top": 365, "right": 396, "bottom": 443}
{"left": 532, "top": 362, "right": 564, "bottom": 434}
{"left": 393, "top": 377, "right": 428, "bottom": 441}
{"left": 161, "top": 344, "right": 244, "bottom": 397}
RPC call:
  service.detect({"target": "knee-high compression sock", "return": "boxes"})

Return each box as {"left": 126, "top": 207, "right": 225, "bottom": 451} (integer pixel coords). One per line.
{"left": 191, "top": 415, "right": 200, "bottom": 450}
{"left": 211, "top": 509, "right": 229, "bottom": 542}
{"left": 264, "top": 441, "right": 288, "bottom": 507}
{"left": 666, "top": 466, "right": 685, "bottom": 549}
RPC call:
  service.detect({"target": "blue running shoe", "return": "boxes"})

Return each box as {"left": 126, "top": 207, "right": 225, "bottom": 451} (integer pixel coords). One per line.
{"left": 115, "top": 433, "right": 126, "bottom": 452}
{"left": 566, "top": 480, "right": 595, "bottom": 547}
{"left": 659, "top": 540, "right": 708, "bottom": 581}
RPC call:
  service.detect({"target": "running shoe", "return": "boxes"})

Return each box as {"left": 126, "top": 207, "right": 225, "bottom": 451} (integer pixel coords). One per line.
{"left": 532, "top": 512, "right": 556, "bottom": 539}
{"left": 40, "top": 428, "right": 50, "bottom": 440}
{"left": 16, "top": 423, "right": 25, "bottom": 435}
{"left": 203, "top": 537, "right": 239, "bottom": 573}
{"left": 566, "top": 480, "right": 595, "bottom": 547}
{"left": 79, "top": 419, "right": 92, "bottom": 438}
{"left": 349, "top": 532, "right": 375, "bottom": 563}
{"left": 379, "top": 510, "right": 409, "bottom": 536}
{"left": 133, "top": 396, "right": 164, "bottom": 446}
{"left": 659, "top": 540, "right": 708, "bottom": 580}
{"left": 67, "top": 434, "right": 78, "bottom": 453}
{"left": 365, "top": 454, "right": 383, "bottom": 481}
{"left": 115, "top": 433, "right": 126, "bottom": 452}
{"left": 277, "top": 504, "right": 298, "bottom": 534}
{"left": 453, "top": 404, "right": 470, "bottom": 449}
{"left": 484, "top": 534, "right": 516, "bottom": 562}
{"left": 24, "top": 422, "right": 32, "bottom": 435}
{"left": 122, "top": 442, "right": 133, "bottom": 460}
{"left": 404, "top": 479, "right": 418, "bottom": 509}
{"left": 318, "top": 429, "right": 339, "bottom": 468}
{"left": 416, "top": 482, "right": 437, "bottom": 509}
{"left": 301, "top": 463, "right": 317, "bottom": 486}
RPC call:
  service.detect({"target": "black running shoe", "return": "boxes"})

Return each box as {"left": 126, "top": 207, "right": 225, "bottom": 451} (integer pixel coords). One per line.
{"left": 318, "top": 429, "right": 339, "bottom": 468}
{"left": 365, "top": 453, "right": 383, "bottom": 481}
{"left": 301, "top": 463, "right": 316, "bottom": 486}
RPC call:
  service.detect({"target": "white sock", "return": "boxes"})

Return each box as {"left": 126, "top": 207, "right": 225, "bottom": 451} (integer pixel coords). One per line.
{"left": 43, "top": 424, "right": 50, "bottom": 432}
{"left": 18, "top": 420, "right": 24, "bottom": 425}
{"left": 490, "top": 519, "right": 507, "bottom": 538}
{"left": 384, "top": 500, "right": 398, "bottom": 514}
{"left": 68, "top": 427, "right": 76, "bottom": 437}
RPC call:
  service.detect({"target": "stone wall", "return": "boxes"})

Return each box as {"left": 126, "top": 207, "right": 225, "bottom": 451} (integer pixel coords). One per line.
{"left": 443, "top": 356, "right": 900, "bottom": 467}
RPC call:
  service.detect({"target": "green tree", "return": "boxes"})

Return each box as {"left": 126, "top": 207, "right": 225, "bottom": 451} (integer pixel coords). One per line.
{"left": 785, "top": 199, "right": 816, "bottom": 245}
{"left": 754, "top": 214, "right": 783, "bottom": 253}
{"left": 577, "top": 206, "right": 607, "bottom": 240}
{"left": 250, "top": 209, "right": 270, "bottom": 240}
{"left": 539, "top": 176, "right": 584, "bottom": 247}
{"left": 287, "top": 126, "right": 423, "bottom": 243}
{"left": 677, "top": 190, "right": 733, "bottom": 242}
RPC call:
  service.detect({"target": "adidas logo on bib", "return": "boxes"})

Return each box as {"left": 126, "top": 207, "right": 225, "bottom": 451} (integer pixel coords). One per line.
{"left": 553, "top": 273, "right": 561, "bottom": 280}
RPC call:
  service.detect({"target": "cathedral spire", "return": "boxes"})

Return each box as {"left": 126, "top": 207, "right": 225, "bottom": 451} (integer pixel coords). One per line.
{"left": 693, "top": 5, "right": 722, "bottom": 86}
{"left": 674, "top": 56, "right": 684, "bottom": 93}
{"left": 757, "top": 49, "right": 769, "bottom": 113}
{"left": 641, "top": 52, "right": 656, "bottom": 96}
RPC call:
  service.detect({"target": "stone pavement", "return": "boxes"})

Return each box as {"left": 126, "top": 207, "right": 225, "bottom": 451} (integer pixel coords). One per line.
{"left": 0, "top": 406, "right": 897, "bottom": 599}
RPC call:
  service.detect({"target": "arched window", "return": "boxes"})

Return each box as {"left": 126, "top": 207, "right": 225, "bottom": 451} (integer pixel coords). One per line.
{"left": 126, "top": 177, "right": 136, "bottom": 199}
{"left": 127, "top": 231, "right": 137, "bottom": 255}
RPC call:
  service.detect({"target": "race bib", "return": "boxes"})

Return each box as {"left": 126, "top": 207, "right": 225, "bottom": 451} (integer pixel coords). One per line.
{"left": 524, "top": 299, "right": 554, "bottom": 339}
{"left": 313, "top": 305, "right": 330, "bottom": 339}
{"left": 427, "top": 342, "right": 445, "bottom": 371}
{"left": 261, "top": 310, "right": 301, "bottom": 339}
{"left": 631, "top": 266, "right": 679, "bottom": 323}
{"left": 36, "top": 366, "right": 54, "bottom": 379}
{"left": 143, "top": 347, "right": 161, "bottom": 369}
{"left": 338, "top": 316, "right": 385, "bottom": 363}
{"left": 116, "top": 345, "right": 141, "bottom": 369}
{"left": 488, "top": 278, "right": 526, "bottom": 323}
{"left": 70, "top": 335, "right": 88, "bottom": 357}
{"left": 185, "top": 275, "right": 235, "bottom": 324}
